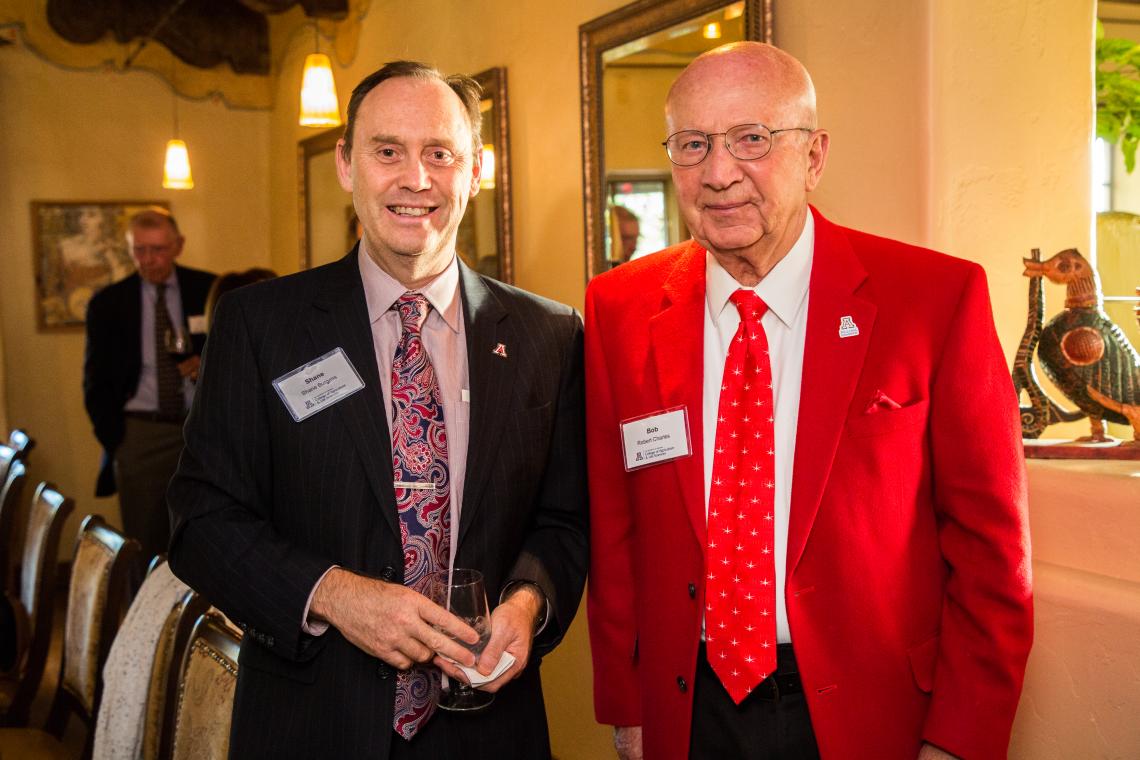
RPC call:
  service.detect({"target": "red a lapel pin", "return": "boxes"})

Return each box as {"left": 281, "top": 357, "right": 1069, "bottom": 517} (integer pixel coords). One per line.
{"left": 492, "top": 343, "right": 508, "bottom": 358}
{"left": 838, "top": 315, "right": 859, "bottom": 338}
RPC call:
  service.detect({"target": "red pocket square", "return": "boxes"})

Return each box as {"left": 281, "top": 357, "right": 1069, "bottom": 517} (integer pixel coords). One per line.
{"left": 865, "top": 390, "right": 903, "bottom": 413}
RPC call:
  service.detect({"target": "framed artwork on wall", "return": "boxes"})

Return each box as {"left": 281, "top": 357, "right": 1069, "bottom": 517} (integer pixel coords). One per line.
{"left": 30, "top": 200, "right": 169, "bottom": 329}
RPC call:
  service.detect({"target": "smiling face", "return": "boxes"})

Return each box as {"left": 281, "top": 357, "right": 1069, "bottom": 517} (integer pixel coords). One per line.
{"left": 336, "top": 76, "right": 481, "bottom": 285}
{"left": 666, "top": 43, "right": 828, "bottom": 276}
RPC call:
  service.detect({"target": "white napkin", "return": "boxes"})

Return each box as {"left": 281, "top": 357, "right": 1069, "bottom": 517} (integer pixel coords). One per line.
{"left": 457, "top": 652, "right": 516, "bottom": 687}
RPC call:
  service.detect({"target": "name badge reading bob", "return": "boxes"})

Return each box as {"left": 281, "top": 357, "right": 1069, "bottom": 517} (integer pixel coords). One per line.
{"left": 620, "top": 406, "right": 692, "bottom": 471}
{"left": 272, "top": 347, "right": 365, "bottom": 422}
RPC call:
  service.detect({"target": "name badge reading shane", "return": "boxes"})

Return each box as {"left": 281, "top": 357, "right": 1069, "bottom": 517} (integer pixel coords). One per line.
{"left": 620, "top": 407, "right": 692, "bottom": 471}
{"left": 273, "top": 348, "right": 365, "bottom": 422}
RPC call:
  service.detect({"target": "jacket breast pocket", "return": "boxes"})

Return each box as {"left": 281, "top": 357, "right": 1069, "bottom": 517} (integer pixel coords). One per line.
{"left": 507, "top": 401, "right": 554, "bottom": 441}
{"left": 844, "top": 398, "right": 929, "bottom": 439}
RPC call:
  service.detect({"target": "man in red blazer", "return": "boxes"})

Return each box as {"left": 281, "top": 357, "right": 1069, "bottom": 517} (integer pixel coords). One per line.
{"left": 586, "top": 42, "right": 1032, "bottom": 760}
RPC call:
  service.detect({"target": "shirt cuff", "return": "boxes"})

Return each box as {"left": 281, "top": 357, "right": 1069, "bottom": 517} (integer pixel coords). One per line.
{"left": 301, "top": 565, "right": 339, "bottom": 636}
{"left": 500, "top": 580, "right": 550, "bottom": 637}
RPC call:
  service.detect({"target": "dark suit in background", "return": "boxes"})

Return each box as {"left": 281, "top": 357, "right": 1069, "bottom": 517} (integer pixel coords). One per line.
{"left": 83, "top": 264, "right": 215, "bottom": 555}
{"left": 167, "top": 251, "right": 588, "bottom": 758}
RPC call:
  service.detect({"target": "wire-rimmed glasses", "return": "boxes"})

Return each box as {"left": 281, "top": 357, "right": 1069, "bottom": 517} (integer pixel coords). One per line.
{"left": 662, "top": 123, "right": 814, "bottom": 166}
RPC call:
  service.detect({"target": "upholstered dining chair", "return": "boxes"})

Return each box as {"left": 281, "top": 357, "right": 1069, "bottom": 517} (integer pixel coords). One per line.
{"left": 0, "top": 514, "right": 140, "bottom": 759}
{"left": 5, "top": 430, "right": 34, "bottom": 461}
{"left": 1, "top": 434, "right": 34, "bottom": 597}
{"left": 0, "top": 446, "right": 16, "bottom": 496}
{"left": 0, "top": 459, "right": 29, "bottom": 674}
{"left": 0, "top": 459, "right": 27, "bottom": 592}
{"left": 0, "top": 483, "right": 75, "bottom": 727}
{"left": 160, "top": 611, "right": 241, "bottom": 760}
{"left": 90, "top": 556, "right": 206, "bottom": 760}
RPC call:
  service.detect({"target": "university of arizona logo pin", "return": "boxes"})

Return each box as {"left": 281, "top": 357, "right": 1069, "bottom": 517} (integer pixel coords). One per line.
{"left": 838, "top": 316, "right": 859, "bottom": 338}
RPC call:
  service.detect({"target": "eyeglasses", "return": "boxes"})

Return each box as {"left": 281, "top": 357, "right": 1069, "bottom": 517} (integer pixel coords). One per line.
{"left": 662, "top": 123, "right": 814, "bottom": 166}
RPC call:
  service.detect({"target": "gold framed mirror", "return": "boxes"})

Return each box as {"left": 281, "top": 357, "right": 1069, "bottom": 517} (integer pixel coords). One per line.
{"left": 298, "top": 126, "right": 344, "bottom": 271}
{"left": 579, "top": 0, "right": 772, "bottom": 280}
{"left": 297, "top": 67, "right": 514, "bottom": 282}
{"left": 461, "top": 67, "right": 514, "bottom": 283}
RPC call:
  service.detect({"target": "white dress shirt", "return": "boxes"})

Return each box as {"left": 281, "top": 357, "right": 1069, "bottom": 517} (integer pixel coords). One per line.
{"left": 702, "top": 213, "right": 814, "bottom": 644}
{"left": 124, "top": 270, "right": 194, "bottom": 412}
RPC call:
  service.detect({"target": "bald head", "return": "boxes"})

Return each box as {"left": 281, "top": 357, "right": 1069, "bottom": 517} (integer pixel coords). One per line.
{"left": 663, "top": 41, "right": 829, "bottom": 283}
{"left": 667, "top": 42, "right": 818, "bottom": 131}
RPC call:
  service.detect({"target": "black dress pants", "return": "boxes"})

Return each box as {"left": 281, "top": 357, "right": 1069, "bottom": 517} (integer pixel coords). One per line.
{"left": 689, "top": 643, "right": 821, "bottom": 760}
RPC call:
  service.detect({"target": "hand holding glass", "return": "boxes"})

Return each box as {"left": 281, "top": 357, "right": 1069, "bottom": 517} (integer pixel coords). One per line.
{"left": 431, "top": 568, "right": 494, "bottom": 711}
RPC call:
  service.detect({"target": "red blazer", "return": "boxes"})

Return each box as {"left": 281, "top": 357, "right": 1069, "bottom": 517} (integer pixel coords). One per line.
{"left": 585, "top": 208, "right": 1032, "bottom": 760}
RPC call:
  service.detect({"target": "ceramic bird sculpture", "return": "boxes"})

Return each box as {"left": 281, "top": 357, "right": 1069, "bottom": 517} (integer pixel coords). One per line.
{"left": 1021, "top": 248, "right": 1140, "bottom": 443}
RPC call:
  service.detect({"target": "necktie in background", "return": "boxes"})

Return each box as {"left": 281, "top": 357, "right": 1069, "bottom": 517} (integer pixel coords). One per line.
{"left": 390, "top": 293, "right": 451, "bottom": 740}
{"left": 154, "top": 283, "right": 183, "bottom": 417}
{"left": 704, "top": 289, "right": 777, "bottom": 704}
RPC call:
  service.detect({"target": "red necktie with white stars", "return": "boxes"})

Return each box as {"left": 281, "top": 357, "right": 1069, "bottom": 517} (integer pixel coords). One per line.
{"left": 705, "top": 288, "right": 777, "bottom": 704}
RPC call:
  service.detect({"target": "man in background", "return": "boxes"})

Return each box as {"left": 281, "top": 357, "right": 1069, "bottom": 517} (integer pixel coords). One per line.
{"left": 612, "top": 205, "right": 641, "bottom": 264}
{"left": 83, "top": 207, "right": 215, "bottom": 562}
{"left": 167, "top": 61, "right": 587, "bottom": 758}
{"left": 586, "top": 42, "right": 1032, "bottom": 760}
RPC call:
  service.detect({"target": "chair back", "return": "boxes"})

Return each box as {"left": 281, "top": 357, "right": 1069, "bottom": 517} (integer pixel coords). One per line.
{"left": 0, "top": 445, "right": 14, "bottom": 491}
{"left": 90, "top": 554, "right": 207, "bottom": 760}
{"left": 0, "top": 482, "right": 74, "bottom": 724}
{"left": 6, "top": 430, "right": 34, "bottom": 460}
{"left": 165, "top": 611, "right": 240, "bottom": 760}
{"left": 0, "top": 458, "right": 27, "bottom": 591}
{"left": 43, "top": 515, "right": 140, "bottom": 746}
{"left": 145, "top": 586, "right": 208, "bottom": 760}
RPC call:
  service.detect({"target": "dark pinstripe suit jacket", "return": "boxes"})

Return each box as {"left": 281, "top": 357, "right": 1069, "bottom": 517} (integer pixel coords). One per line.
{"left": 167, "top": 250, "right": 588, "bottom": 758}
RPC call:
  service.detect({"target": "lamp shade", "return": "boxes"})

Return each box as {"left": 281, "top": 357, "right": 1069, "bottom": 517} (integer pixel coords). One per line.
{"left": 299, "top": 53, "right": 342, "bottom": 127}
{"left": 480, "top": 144, "right": 496, "bottom": 189}
{"left": 162, "top": 139, "right": 194, "bottom": 189}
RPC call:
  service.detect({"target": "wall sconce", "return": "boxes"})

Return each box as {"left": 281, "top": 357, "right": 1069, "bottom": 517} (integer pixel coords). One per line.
{"left": 299, "top": 24, "right": 341, "bottom": 127}
{"left": 702, "top": 22, "right": 722, "bottom": 39}
{"left": 480, "top": 144, "right": 496, "bottom": 189}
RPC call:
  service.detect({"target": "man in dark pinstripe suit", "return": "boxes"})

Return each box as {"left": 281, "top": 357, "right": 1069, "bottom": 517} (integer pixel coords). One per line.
{"left": 168, "top": 61, "right": 588, "bottom": 759}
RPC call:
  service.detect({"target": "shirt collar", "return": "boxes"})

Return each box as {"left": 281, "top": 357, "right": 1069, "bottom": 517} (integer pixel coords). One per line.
{"left": 358, "top": 247, "right": 462, "bottom": 334}
{"left": 142, "top": 268, "right": 179, "bottom": 293}
{"left": 704, "top": 211, "right": 814, "bottom": 328}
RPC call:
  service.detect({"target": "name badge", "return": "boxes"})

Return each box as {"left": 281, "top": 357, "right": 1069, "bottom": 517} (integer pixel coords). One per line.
{"left": 620, "top": 406, "right": 692, "bottom": 471}
{"left": 272, "top": 348, "right": 365, "bottom": 422}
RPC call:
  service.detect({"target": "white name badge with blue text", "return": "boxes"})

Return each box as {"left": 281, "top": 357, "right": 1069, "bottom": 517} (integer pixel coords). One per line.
{"left": 272, "top": 348, "right": 365, "bottom": 422}
{"left": 620, "top": 406, "right": 692, "bottom": 471}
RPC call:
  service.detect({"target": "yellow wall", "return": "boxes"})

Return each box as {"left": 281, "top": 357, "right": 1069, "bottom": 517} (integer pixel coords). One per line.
{"left": 0, "top": 43, "right": 272, "bottom": 547}
{"left": 0, "top": 0, "right": 1122, "bottom": 758}
{"left": 603, "top": 66, "right": 678, "bottom": 173}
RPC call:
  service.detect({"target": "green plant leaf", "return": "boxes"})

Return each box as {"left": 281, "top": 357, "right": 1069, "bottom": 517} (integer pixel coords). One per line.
{"left": 1097, "top": 34, "right": 1140, "bottom": 172}
{"left": 1123, "top": 137, "right": 1138, "bottom": 174}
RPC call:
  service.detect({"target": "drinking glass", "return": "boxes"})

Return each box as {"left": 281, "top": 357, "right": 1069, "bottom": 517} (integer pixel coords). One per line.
{"left": 431, "top": 568, "right": 494, "bottom": 711}
{"left": 164, "top": 325, "right": 192, "bottom": 362}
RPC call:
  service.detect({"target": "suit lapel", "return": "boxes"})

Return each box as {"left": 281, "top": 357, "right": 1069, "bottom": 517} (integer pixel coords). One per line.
{"left": 787, "top": 209, "right": 876, "bottom": 576}
{"left": 648, "top": 242, "right": 708, "bottom": 546}
{"left": 308, "top": 249, "right": 399, "bottom": 539}
{"left": 457, "top": 263, "right": 511, "bottom": 547}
